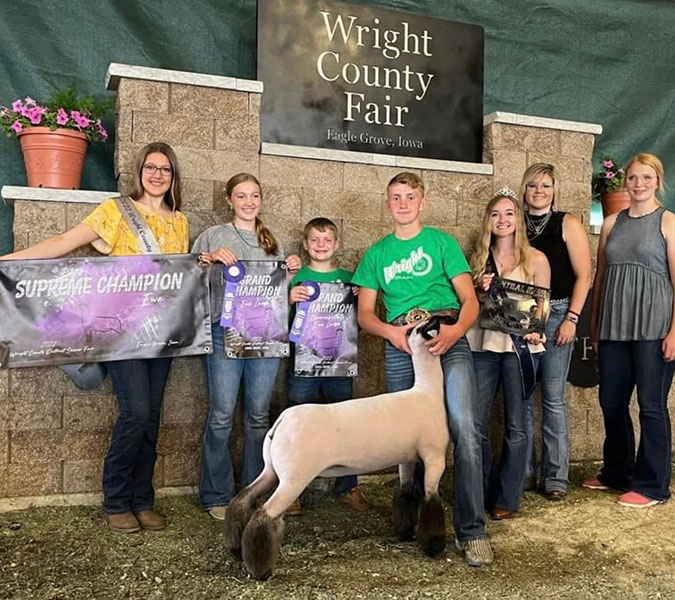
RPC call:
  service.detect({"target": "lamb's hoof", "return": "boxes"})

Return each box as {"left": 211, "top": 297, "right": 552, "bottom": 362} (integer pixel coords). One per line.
{"left": 242, "top": 509, "right": 284, "bottom": 580}
{"left": 418, "top": 496, "right": 446, "bottom": 558}
{"left": 421, "top": 534, "right": 446, "bottom": 558}
{"left": 253, "top": 569, "right": 273, "bottom": 581}
{"left": 392, "top": 483, "right": 419, "bottom": 541}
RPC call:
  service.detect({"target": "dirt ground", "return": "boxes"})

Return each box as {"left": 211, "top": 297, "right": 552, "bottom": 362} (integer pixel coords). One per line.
{"left": 1, "top": 463, "right": 674, "bottom": 600}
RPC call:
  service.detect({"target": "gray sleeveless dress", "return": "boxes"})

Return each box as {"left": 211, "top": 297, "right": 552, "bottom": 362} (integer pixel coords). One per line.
{"left": 598, "top": 207, "right": 673, "bottom": 341}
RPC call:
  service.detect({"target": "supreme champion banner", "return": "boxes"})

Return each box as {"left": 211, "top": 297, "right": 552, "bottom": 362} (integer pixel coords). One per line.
{"left": 291, "top": 282, "right": 358, "bottom": 377}
{"left": 0, "top": 255, "right": 212, "bottom": 368}
{"left": 221, "top": 260, "right": 289, "bottom": 359}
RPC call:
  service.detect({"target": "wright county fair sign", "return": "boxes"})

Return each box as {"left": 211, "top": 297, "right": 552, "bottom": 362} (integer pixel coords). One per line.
{"left": 257, "top": 0, "right": 484, "bottom": 162}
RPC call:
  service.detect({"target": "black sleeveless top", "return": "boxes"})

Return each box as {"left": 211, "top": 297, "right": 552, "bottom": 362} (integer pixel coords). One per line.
{"left": 527, "top": 211, "right": 575, "bottom": 301}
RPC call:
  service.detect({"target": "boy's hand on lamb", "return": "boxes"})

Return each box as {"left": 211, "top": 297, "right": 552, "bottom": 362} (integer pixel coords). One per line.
{"left": 388, "top": 323, "right": 415, "bottom": 354}
{"left": 424, "top": 323, "right": 461, "bottom": 355}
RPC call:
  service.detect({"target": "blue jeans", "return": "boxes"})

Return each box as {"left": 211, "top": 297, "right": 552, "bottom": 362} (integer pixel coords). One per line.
{"left": 288, "top": 373, "right": 357, "bottom": 497}
{"left": 474, "top": 351, "right": 534, "bottom": 512}
{"left": 385, "top": 336, "right": 485, "bottom": 541}
{"left": 102, "top": 357, "right": 173, "bottom": 514}
{"left": 597, "top": 340, "right": 674, "bottom": 501}
{"left": 199, "top": 323, "right": 280, "bottom": 509}
{"left": 524, "top": 302, "right": 574, "bottom": 493}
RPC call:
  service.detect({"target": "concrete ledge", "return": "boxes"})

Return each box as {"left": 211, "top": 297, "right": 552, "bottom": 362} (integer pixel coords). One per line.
{"left": 1, "top": 186, "right": 115, "bottom": 206}
{"left": 484, "top": 111, "right": 603, "bottom": 135}
{"left": 261, "top": 142, "right": 494, "bottom": 175}
{"left": 106, "top": 63, "right": 264, "bottom": 94}
{"left": 0, "top": 486, "right": 196, "bottom": 514}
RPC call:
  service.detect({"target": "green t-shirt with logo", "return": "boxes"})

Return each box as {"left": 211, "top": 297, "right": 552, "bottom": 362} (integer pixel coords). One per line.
{"left": 290, "top": 266, "right": 353, "bottom": 288}
{"left": 351, "top": 226, "right": 470, "bottom": 322}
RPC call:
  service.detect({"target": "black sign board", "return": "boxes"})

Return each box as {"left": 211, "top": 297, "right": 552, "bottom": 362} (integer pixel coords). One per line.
{"left": 568, "top": 292, "right": 599, "bottom": 388}
{"left": 257, "top": 0, "right": 484, "bottom": 162}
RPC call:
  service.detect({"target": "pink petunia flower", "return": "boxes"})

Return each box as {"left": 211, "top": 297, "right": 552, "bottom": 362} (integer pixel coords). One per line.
{"left": 11, "top": 99, "right": 23, "bottom": 112}
{"left": 24, "top": 96, "right": 36, "bottom": 106}
{"left": 11, "top": 121, "right": 23, "bottom": 134}
{"left": 95, "top": 119, "right": 108, "bottom": 140}
{"left": 56, "top": 108, "right": 68, "bottom": 126}
{"left": 603, "top": 160, "right": 614, "bottom": 169}
{"left": 605, "top": 171, "right": 616, "bottom": 179}
{"left": 27, "top": 107, "right": 43, "bottom": 125}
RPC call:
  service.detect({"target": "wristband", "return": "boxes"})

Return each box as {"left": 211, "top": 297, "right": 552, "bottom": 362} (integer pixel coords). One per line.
{"left": 567, "top": 309, "right": 580, "bottom": 317}
{"left": 565, "top": 313, "right": 579, "bottom": 324}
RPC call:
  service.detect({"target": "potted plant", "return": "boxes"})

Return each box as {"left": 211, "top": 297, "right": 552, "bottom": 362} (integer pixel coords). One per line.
{"left": 592, "top": 155, "right": 629, "bottom": 218}
{"left": 1, "top": 85, "right": 111, "bottom": 189}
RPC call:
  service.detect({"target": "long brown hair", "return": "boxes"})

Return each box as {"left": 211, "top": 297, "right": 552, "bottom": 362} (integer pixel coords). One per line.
{"left": 129, "top": 142, "right": 182, "bottom": 211}
{"left": 225, "top": 173, "right": 279, "bottom": 255}
{"left": 470, "top": 191, "right": 532, "bottom": 282}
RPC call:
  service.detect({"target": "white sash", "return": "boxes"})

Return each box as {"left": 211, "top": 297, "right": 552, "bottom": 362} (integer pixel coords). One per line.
{"left": 113, "top": 196, "right": 161, "bottom": 254}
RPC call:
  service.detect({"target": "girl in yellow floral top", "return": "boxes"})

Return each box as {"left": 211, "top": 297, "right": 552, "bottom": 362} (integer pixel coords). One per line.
{"left": 4, "top": 142, "right": 189, "bottom": 534}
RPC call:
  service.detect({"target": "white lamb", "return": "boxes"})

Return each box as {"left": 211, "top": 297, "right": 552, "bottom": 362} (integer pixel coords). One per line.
{"left": 224, "top": 318, "right": 450, "bottom": 580}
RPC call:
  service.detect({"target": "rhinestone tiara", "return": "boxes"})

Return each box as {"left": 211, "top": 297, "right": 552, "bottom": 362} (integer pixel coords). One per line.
{"left": 492, "top": 187, "right": 518, "bottom": 201}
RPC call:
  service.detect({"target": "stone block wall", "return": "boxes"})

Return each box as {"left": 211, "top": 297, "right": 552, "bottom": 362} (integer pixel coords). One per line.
{"left": 4, "top": 66, "right": 657, "bottom": 505}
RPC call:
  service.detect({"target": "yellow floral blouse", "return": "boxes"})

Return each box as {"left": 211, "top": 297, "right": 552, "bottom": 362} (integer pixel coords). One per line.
{"left": 82, "top": 198, "right": 189, "bottom": 256}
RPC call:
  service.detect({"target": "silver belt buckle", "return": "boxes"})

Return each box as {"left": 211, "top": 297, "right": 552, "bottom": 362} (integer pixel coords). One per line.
{"left": 405, "top": 308, "right": 431, "bottom": 325}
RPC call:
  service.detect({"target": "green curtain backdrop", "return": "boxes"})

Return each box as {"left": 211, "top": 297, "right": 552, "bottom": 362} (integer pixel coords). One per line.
{"left": 1, "top": 0, "right": 673, "bottom": 253}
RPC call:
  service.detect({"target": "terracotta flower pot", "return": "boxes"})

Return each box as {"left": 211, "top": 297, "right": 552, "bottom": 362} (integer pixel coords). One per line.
{"left": 600, "top": 189, "right": 630, "bottom": 218}
{"left": 17, "top": 127, "right": 89, "bottom": 189}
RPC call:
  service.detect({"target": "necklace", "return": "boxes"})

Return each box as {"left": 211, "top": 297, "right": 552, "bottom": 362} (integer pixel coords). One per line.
{"left": 231, "top": 222, "right": 259, "bottom": 249}
{"left": 525, "top": 210, "right": 553, "bottom": 240}
{"left": 493, "top": 251, "right": 515, "bottom": 272}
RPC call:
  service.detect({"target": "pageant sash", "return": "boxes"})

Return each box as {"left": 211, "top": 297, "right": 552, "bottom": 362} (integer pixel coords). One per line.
{"left": 113, "top": 196, "right": 162, "bottom": 254}
{"left": 486, "top": 252, "right": 537, "bottom": 399}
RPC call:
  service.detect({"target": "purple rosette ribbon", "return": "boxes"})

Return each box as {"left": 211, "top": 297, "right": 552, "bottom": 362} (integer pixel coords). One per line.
{"left": 289, "top": 280, "right": 321, "bottom": 342}
{"left": 220, "top": 261, "right": 246, "bottom": 327}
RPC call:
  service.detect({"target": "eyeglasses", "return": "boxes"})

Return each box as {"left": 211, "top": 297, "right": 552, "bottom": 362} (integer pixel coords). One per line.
{"left": 526, "top": 182, "right": 553, "bottom": 191}
{"left": 143, "top": 163, "right": 173, "bottom": 177}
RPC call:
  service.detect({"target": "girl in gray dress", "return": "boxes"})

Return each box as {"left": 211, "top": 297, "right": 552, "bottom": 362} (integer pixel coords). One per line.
{"left": 587, "top": 153, "right": 675, "bottom": 508}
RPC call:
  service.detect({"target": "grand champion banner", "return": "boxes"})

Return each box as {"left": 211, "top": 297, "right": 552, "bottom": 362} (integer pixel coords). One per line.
{"left": 220, "top": 260, "right": 289, "bottom": 359}
{"left": 290, "top": 282, "right": 358, "bottom": 377}
{"left": 480, "top": 277, "right": 550, "bottom": 336}
{"left": 0, "top": 254, "right": 212, "bottom": 368}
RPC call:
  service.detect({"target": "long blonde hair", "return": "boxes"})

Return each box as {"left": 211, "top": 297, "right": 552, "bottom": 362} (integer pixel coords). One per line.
{"left": 624, "top": 153, "right": 665, "bottom": 206}
{"left": 225, "top": 173, "right": 279, "bottom": 256}
{"left": 470, "top": 191, "right": 532, "bottom": 282}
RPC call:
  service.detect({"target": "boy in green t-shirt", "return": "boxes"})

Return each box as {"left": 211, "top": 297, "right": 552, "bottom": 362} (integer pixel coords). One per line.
{"left": 286, "top": 217, "right": 367, "bottom": 515}
{"left": 351, "top": 172, "right": 493, "bottom": 567}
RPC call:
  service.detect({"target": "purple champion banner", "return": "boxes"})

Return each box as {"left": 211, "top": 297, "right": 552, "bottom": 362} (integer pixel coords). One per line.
{"left": 291, "top": 282, "right": 358, "bottom": 377}
{"left": 220, "top": 260, "right": 290, "bottom": 359}
{"left": 0, "top": 254, "right": 212, "bottom": 368}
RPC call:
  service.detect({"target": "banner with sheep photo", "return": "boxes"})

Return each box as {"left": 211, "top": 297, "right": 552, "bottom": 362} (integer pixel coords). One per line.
{"left": 220, "top": 260, "right": 290, "bottom": 358}
{"left": 290, "top": 282, "right": 358, "bottom": 377}
{"left": 0, "top": 254, "right": 212, "bottom": 368}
